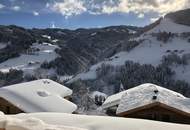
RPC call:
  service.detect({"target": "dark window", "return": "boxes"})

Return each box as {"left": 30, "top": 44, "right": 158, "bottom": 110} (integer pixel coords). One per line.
{"left": 145, "top": 114, "right": 153, "bottom": 120}
{"left": 162, "top": 114, "right": 171, "bottom": 122}
{"left": 6, "top": 106, "right": 10, "bottom": 114}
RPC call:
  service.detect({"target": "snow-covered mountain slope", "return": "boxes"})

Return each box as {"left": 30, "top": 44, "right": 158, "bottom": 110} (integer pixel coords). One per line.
{"left": 0, "top": 43, "right": 58, "bottom": 73}
{"left": 68, "top": 17, "right": 190, "bottom": 84}
{"left": 14, "top": 112, "right": 190, "bottom": 130}
{"left": 147, "top": 18, "right": 190, "bottom": 33}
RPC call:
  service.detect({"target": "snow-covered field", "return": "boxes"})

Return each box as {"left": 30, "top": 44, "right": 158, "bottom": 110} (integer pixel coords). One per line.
{"left": 12, "top": 112, "right": 190, "bottom": 130}
{"left": 0, "top": 43, "right": 58, "bottom": 73}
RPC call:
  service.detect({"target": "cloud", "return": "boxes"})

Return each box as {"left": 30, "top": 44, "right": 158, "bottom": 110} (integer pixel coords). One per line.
{"left": 51, "top": 0, "right": 190, "bottom": 18}
{"left": 137, "top": 13, "right": 145, "bottom": 19}
{"left": 46, "top": 3, "right": 50, "bottom": 8}
{"left": 0, "top": 4, "right": 5, "bottom": 9}
{"left": 52, "top": 0, "right": 87, "bottom": 18}
{"left": 11, "top": 6, "right": 21, "bottom": 11}
{"left": 99, "top": 0, "right": 190, "bottom": 16}
{"left": 33, "top": 11, "right": 39, "bottom": 16}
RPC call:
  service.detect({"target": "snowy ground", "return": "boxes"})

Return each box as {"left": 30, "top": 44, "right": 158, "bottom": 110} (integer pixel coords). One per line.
{"left": 0, "top": 43, "right": 59, "bottom": 73}
{"left": 13, "top": 112, "right": 190, "bottom": 130}
{"left": 0, "top": 112, "right": 86, "bottom": 130}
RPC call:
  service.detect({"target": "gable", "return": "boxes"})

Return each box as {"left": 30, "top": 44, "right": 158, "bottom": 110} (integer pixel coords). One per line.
{"left": 0, "top": 97, "right": 23, "bottom": 114}
{"left": 117, "top": 102, "right": 190, "bottom": 124}
{"left": 118, "top": 102, "right": 190, "bottom": 117}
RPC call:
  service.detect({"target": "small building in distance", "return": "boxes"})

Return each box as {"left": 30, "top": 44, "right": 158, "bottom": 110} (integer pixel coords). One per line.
{"left": 103, "top": 83, "right": 190, "bottom": 124}
{"left": 0, "top": 79, "right": 77, "bottom": 114}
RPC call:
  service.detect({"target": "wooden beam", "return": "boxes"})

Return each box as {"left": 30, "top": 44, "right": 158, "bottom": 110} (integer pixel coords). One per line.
{"left": 117, "top": 102, "right": 190, "bottom": 117}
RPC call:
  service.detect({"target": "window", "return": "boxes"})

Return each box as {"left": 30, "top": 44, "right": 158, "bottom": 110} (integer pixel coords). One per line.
{"left": 6, "top": 106, "right": 10, "bottom": 114}
{"left": 162, "top": 114, "right": 171, "bottom": 122}
{"left": 145, "top": 114, "right": 153, "bottom": 120}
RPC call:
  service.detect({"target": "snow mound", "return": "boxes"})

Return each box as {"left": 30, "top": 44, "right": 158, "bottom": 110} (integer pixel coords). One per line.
{"left": 14, "top": 112, "right": 190, "bottom": 130}
{"left": 0, "top": 112, "right": 86, "bottom": 130}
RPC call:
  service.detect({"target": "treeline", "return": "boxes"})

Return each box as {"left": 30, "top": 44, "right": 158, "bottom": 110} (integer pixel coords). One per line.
{"left": 0, "top": 69, "right": 23, "bottom": 87}
{"left": 69, "top": 54, "right": 190, "bottom": 97}
{"left": 0, "top": 25, "right": 36, "bottom": 63}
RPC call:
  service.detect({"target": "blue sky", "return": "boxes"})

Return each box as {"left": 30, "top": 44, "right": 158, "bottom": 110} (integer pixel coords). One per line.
{"left": 0, "top": 0, "right": 189, "bottom": 29}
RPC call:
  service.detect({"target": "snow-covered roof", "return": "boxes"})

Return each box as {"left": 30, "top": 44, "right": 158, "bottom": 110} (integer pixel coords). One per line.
{"left": 116, "top": 83, "right": 190, "bottom": 115}
{"left": 102, "top": 91, "right": 127, "bottom": 109}
{"left": 0, "top": 79, "right": 77, "bottom": 113}
{"left": 14, "top": 112, "right": 190, "bottom": 130}
{"left": 90, "top": 91, "right": 107, "bottom": 99}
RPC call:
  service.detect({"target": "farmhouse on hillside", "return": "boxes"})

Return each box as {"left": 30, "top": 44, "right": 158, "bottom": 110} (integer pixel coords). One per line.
{"left": 0, "top": 79, "right": 77, "bottom": 114}
{"left": 103, "top": 83, "right": 190, "bottom": 124}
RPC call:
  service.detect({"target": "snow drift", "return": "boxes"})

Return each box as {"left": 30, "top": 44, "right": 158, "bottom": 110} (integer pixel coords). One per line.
{"left": 14, "top": 112, "right": 190, "bottom": 130}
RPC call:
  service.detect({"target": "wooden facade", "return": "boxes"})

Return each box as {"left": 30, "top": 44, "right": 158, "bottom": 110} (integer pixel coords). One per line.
{"left": 117, "top": 102, "right": 190, "bottom": 124}
{"left": 0, "top": 97, "right": 23, "bottom": 114}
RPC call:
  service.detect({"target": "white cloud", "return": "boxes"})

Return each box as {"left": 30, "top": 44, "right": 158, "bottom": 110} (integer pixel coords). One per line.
{"left": 11, "top": 6, "right": 21, "bottom": 11}
{"left": 46, "top": 3, "right": 50, "bottom": 8}
{"left": 100, "top": 0, "right": 190, "bottom": 16}
{"left": 33, "top": 11, "right": 39, "bottom": 16}
{"left": 138, "top": 13, "right": 145, "bottom": 18}
{"left": 0, "top": 4, "right": 5, "bottom": 9}
{"left": 51, "top": 0, "right": 190, "bottom": 18}
{"left": 52, "top": 0, "right": 87, "bottom": 18}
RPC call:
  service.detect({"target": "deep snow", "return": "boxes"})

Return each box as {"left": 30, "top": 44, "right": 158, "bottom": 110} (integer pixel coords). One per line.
{"left": 0, "top": 79, "right": 77, "bottom": 113}
{"left": 13, "top": 112, "right": 190, "bottom": 130}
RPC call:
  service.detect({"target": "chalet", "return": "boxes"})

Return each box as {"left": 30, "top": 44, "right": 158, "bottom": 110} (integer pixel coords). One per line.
{"left": 0, "top": 79, "right": 77, "bottom": 114}
{"left": 104, "top": 83, "right": 190, "bottom": 124}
